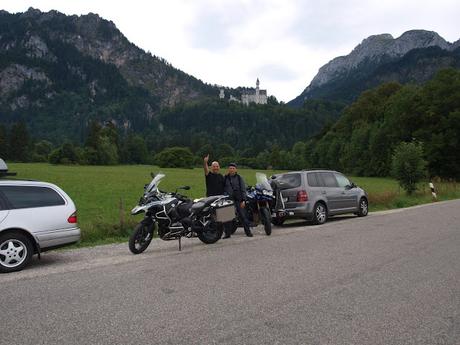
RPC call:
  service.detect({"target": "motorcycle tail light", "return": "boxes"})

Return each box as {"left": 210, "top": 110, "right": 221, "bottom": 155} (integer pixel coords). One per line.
{"left": 68, "top": 211, "right": 78, "bottom": 224}
{"left": 297, "top": 190, "right": 308, "bottom": 202}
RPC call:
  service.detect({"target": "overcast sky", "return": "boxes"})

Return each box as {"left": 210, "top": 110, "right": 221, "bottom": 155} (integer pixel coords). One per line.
{"left": 2, "top": 0, "right": 460, "bottom": 102}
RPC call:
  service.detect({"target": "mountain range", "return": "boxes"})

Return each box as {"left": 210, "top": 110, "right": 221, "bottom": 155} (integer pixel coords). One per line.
{"left": 0, "top": 8, "right": 218, "bottom": 142}
{"left": 289, "top": 30, "right": 460, "bottom": 106}
{"left": 0, "top": 8, "right": 459, "bottom": 148}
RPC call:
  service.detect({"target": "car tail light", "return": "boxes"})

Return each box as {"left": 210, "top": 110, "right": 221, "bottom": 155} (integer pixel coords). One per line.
{"left": 297, "top": 190, "right": 308, "bottom": 202}
{"left": 68, "top": 211, "right": 77, "bottom": 224}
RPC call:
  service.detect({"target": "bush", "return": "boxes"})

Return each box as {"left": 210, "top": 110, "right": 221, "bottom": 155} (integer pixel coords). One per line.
{"left": 391, "top": 141, "right": 427, "bottom": 194}
{"left": 49, "top": 142, "right": 81, "bottom": 164}
{"left": 154, "top": 147, "right": 195, "bottom": 168}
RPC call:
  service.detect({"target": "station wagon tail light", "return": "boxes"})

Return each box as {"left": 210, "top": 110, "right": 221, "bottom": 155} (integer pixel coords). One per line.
{"left": 68, "top": 211, "right": 78, "bottom": 224}
{"left": 297, "top": 190, "right": 308, "bottom": 202}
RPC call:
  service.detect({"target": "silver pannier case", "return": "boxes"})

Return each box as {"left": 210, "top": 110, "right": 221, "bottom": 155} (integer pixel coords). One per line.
{"left": 213, "top": 199, "right": 235, "bottom": 223}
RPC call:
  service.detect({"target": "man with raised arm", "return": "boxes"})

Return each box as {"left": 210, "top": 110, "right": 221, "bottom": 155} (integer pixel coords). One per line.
{"left": 203, "top": 154, "right": 224, "bottom": 197}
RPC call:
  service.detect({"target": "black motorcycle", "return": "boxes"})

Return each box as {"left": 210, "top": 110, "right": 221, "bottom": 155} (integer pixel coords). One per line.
{"left": 129, "top": 173, "right": 235, "bottom": 254}
{"left": 230, "top": 173, "right": 274, "bottom": 236}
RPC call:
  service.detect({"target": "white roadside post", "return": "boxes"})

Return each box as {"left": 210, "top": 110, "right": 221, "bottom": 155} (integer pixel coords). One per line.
{"left": 429, "top": 182, "right": 437, "bottom": 200}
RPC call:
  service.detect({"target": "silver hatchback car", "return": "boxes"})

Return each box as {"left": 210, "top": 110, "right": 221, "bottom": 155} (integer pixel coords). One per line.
{"left": 271, "top": 170, "right": 368, "bottom": 225}
{"left": 0, "top": 178, "right": 81, "bottom": 273}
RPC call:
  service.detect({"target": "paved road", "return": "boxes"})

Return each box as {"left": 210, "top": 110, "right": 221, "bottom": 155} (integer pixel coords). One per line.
{"left": 1, "top": 200, "right": 459, "bottom": 345}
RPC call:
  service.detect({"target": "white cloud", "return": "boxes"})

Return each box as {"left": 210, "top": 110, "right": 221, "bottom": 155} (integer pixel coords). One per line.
{"left": 2, "top": 0, "right": 459, "bottom": 101}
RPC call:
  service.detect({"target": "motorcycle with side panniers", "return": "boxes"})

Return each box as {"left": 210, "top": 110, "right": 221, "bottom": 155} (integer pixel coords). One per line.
{"left": 129, "top": 173, "right": 235, "bottom": 254}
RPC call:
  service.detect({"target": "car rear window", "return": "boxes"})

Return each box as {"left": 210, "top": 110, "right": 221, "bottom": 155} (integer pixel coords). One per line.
{"left": 276, "top": 173, "right": 301, "bottom": 189}
{"left": 0, "top": 186, "right": 66, "bottom": 209}
{"left": 320, "top": 172, "right": 339, "bottom": 188}
{"left": 307, "top": 172, "right": 321, "bottom": 187}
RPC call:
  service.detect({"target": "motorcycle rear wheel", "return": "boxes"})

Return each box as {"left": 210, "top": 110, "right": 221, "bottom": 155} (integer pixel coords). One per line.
{"left": 197, "top": 221, "right": 224, "bottom": 244}
{"left": 260, "top": 207, "right": 272, "bottom": 236}
{"left": 129, "top": 222, "right": 154, "bottom": 254}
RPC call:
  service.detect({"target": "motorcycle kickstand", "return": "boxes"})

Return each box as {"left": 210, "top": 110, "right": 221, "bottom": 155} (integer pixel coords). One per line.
{"left": 178, "top": 236, "right": 182, "bottom": 251}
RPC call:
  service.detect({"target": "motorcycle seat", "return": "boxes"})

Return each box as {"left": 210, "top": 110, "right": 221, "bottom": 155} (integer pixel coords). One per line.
{"left": 190, "top": 195, "right": 226, "bottom": 213}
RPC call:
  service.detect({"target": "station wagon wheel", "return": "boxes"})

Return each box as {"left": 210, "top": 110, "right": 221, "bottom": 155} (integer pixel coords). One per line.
{"left": 357, "top": 198, "right": 368, "bottom": 217}
{"left": 313, "top": 203, "right": 327, "bottom": 225}
{"left": 0, "top": 233, "right": 33, "bottom": 273}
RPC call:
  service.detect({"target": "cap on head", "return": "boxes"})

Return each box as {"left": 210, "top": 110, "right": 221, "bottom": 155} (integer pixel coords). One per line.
{"left": 228, "top": 163, "right": 237, "bottom": 168}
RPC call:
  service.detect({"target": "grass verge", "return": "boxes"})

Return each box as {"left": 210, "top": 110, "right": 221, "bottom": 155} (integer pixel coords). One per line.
{"left": 7, "top": 163, "right": 460, "bottom": 247}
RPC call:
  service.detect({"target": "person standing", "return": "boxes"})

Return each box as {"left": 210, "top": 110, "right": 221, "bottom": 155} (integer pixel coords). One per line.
{"left": 224, "top": 163, "right": 253, "bottom": 238}
{"left": 203, "top": 154, "right": 224, "bottom": 196}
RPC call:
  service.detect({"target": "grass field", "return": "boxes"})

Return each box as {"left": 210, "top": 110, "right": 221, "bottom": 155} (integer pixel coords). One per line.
{"left": 6, "top": 163, "right": 460, "bottom": 246}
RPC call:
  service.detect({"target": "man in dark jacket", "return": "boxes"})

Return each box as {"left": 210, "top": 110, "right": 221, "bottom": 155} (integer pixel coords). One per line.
{"left": 224, "top": 163, "right": 253, "bottom": 238}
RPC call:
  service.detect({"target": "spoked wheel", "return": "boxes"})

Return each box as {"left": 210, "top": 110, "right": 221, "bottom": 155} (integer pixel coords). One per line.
{"left": 129, "top": 222, "right": 154, "bottom": 254}
{"left": 197, "top": 221, "right": 224, "bottom": 244}
{"left": 0, "top": 233, "right": 33, "bottom": 273}
{"left": 357, "top": 198, "right": 369, "bottom": 217}
{"left": 312, "top": 202, "right": 327, "bottom": 225}
{"left": 260, "top": 207, "right": 272, "bottom": 235}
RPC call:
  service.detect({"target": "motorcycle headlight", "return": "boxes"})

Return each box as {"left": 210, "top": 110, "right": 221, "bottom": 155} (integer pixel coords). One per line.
{"left": 263, "top": 190, "right": 273, "bottom": 196}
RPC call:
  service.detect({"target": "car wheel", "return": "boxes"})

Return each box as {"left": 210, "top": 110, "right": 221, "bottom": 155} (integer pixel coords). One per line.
{"left": 312, "top": 203, "right": 327, "bottom": 225}
{"left": 0, "top": 232, "right": 33, "bottom": 273}
{"left": 357, "top": 198, "right": 368, "bottom": 217}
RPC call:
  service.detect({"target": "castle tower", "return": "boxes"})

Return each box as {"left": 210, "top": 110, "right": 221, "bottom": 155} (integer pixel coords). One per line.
{"left": 255, "top": 78, "right": 260, "bottom": 100}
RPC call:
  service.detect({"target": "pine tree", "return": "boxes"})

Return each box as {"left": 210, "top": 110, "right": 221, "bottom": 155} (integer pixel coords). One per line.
{"left": 8, "top": 122, "right": 30, "bottom": 162}
{"left": 0, "top": 124, "right": 8, "bottom": 159}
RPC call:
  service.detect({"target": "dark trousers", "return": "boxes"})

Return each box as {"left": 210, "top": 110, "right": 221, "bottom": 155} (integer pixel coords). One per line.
{"left": 235, "top": 201, "right": 251, "bottom": 235}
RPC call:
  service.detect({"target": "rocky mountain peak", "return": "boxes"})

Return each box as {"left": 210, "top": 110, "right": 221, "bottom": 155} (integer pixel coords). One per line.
{"left": 308, "top": 30, "right": 452, "bottom": 90}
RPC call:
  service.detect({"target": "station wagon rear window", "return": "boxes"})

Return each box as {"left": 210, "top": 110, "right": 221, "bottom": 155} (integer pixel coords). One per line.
{"left": 0, "top": 186, "right": 66, "bottom": 209}
{"left": 276, "top": 173, "right": 301, "bottom": 189}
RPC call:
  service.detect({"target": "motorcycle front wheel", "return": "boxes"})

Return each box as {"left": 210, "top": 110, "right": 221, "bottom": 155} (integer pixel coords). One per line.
{"left": 129, "top": 222, "right": 154, "bottom": 254}
{"left": 260, "top": 207, "right": 272, "bottom": 236}
{"left": 197, "top": 221, "right": 224, "bottom": 244}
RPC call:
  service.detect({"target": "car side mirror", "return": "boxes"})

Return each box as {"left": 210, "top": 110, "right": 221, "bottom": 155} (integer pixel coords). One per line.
{"left": 347, "top": 182, "right": 357, "bottom": 189}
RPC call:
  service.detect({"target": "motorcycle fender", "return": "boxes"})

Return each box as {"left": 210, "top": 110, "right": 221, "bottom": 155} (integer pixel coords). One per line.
{"left": 141, "top": 217, "right": 154, "bottom": 226}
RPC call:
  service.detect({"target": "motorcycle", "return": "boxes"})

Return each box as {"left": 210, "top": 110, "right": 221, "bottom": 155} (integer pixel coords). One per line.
{"left": 230, "top": 172, "right": 274, "bottom": 236}
{"left": 129, "top": 173, "right": 235, "bottom": 254}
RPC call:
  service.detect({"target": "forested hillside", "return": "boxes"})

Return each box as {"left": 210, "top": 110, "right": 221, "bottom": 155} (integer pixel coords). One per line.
{"left": 305, "top": 68, "right": 460, "bottom": 179}
{"left": 0, "top": 8, "right": 215, "bottom": 142}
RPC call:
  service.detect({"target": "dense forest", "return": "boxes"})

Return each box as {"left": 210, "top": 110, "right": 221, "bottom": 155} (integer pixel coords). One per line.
{"left": 305, "top": 68, "right": 460, "bottom": 179}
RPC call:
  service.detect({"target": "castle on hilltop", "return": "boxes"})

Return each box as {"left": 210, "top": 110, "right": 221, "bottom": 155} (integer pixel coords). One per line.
{"left": 219, "top": 78, "right": 268, "bottom": 105}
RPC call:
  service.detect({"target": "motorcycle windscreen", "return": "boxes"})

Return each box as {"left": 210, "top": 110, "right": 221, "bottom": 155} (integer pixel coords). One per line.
{"left": 146, "top": 173, "right": 165, "bottom": 193}
{"left": 255, "top": 172, "right": 272, "bottom": 191}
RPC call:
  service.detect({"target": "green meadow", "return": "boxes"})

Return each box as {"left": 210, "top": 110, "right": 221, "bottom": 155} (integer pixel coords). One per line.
{"left": 7, "top": 163, "right": 460, "bottom": 246}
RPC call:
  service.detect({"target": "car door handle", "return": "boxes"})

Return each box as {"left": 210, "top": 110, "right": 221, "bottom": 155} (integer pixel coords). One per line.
{"left": 321, "top": 191, "right": 326, "bottom": 194}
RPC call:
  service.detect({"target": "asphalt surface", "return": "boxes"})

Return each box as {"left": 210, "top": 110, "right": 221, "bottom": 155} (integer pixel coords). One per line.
{"left": 1, "top": 200, "right": 459, "bottom": 345}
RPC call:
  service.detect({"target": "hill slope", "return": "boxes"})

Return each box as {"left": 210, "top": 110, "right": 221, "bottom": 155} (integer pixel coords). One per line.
{"left": 0, "top": 8, "right": 216, "bottom": 141}
{"left": 290, "top": 30, "right": 460, "bottom": 106}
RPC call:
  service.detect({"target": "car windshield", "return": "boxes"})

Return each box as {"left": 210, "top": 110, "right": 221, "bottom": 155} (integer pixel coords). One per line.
{"left": 146, "top": 173, "right": 165, "bottom": 193}
{"left": 255, "top": 172, "right": 272, "bottom": 191}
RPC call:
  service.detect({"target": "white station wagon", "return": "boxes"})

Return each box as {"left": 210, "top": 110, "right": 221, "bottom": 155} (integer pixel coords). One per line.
{"left": 0, "top": 167, "right": 81, "bottom": 273}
